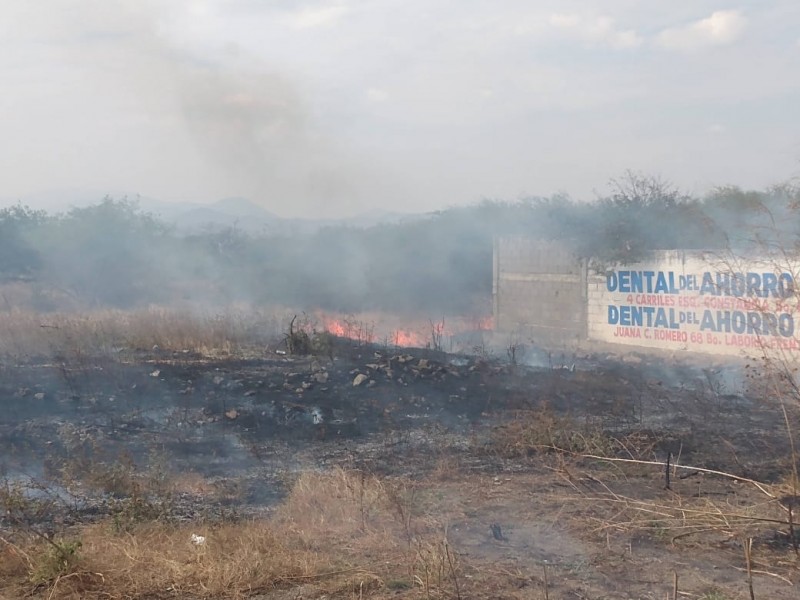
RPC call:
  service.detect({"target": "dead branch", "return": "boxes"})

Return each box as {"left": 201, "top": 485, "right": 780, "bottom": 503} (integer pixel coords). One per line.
{"left": 576, "top": 454, "right": 778, "bottom": 500}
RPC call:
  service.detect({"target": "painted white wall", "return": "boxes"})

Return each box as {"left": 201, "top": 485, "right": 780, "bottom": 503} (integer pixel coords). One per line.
{"left": 587, "top": 251, "right": 800, "bottom": 357}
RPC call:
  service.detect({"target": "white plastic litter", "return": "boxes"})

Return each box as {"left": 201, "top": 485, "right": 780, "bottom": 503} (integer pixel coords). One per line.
{"left": 190, "top": 534, "right": 206, "bottom": 545}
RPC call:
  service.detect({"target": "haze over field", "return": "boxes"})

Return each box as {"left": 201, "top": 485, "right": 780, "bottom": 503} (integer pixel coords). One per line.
{"left": 1, "top": 1, "right": 798, "bottom": 218}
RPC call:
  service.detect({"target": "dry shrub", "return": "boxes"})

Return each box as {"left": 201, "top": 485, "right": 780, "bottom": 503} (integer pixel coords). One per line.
{"left": 411, "top": 538, "right": 461, "bottom": 596}
{"left": 276, "top": 469, "right": 460, "bottom": 595}
{"left": 578, "top": 481, "right": 793, "bottom": 552}
{"left": 548, "top": 452, "right": 800, "bottom": 567}
{"left": 283, "top": 314, "right": 335, "bottom": 358}
{"left": 491, "top": 408, "right": 618, "bottom": 457}
{"left": 29, "top": 539, "right": 82, "bottom": 585}
{"left": 0, "top": 538, "right": 30, "bottom": 580}
{"left": 277, "top": 468, "right": 394, "bottom": 537}
{"left": 277, "top": 467, "right": 439, "bottom": 544}
{"left": 430, "top": 454, "right": 463, "bottom": 481}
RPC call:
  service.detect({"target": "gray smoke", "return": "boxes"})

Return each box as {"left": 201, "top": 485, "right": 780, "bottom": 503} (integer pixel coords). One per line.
{"left": 3, "top": 0, "right": 361, "bottom": 217}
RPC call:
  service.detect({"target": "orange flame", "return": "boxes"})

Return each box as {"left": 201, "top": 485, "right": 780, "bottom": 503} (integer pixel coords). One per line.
{"left": 317, "top": 312, "right": 493, "bottom": 349}
{"left": 391, "top": 329, "right": 427, "bottom": 347}
{"left": 325, "top": 320, "right": 347, "bottom": 337}
{"left": 474, "top": 315, "right": 494, "bottom": 330}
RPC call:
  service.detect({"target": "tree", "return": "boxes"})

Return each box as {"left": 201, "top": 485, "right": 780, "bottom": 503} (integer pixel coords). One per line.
{"left": 0, "top": 204, "right": 46, "bottom": 281}
{"left": 606, "top": 170, "right": 688, "bottom": 209}
{"left": 35, "top": 197, "right": 173, "bottom": 307}
{"left": 584, "top": 171, "right": 718, "bottom": 263}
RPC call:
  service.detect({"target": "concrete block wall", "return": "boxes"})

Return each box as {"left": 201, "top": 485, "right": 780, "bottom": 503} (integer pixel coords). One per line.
{"left": 494, "top": 237, "right": 585, "bottom": 342}
{"left": 495, "top": 241, "right": 800, "bottom": 357}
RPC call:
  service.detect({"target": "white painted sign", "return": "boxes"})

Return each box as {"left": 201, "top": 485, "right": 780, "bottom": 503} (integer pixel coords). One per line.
{"left": 587, "top": 252, "right": 800, "bottom": 356}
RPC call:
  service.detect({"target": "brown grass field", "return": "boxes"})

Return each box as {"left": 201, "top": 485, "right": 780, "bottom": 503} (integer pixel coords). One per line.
{"left": 1, "top": 307, "right": 799, "bottom": 599}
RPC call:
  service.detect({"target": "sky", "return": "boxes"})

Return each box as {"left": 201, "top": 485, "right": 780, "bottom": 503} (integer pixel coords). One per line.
{"left": 1, "top": 0, "right": 799, "bottom": 218}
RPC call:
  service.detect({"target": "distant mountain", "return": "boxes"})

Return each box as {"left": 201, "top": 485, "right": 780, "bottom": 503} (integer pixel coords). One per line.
{"left": 346, "top": 208, "right": 410, "bottom": 227}
{"left": 166, "top": 197, "right": 415, "bottom": 234}
{"left": 211, "top": 197, "right": 280, "bottom": 220}
{"left": 172, "top": 205, "right": 279, "bottom": 235}
{"left": 135, "top": 196, "right": 203, "bottom": 221}
{"left": 1, "top": 190, "right": 419, "bottom": 233}
{"left": 168, "top": 197, "right": 282, "bottom": 234}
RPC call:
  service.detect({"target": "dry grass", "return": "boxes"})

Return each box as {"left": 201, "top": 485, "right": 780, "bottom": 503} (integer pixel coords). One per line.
{"left": 3, "top": 461, "right": 799, "bottom": 599}
{"left": 489, "top": 408, "right": 635, "bottom": 458}
{"left": 275, "top": 468, "right": 432, "bottom": 559}
{"left": 278, "top": 468, "right": 393, "bottom": 534}
{"left": 547, "top": 453, "right": 800, "bottom": 570}
{"left": 579, "top": 486, "right": 789, "bottom": 542}
{"left": 0, "top": 468, "right": 462, "bottom": 599}
{"left": 169, "top": 471, "right": 220, "bottom": 497}
{"left": 83, "top": 522, "right": 334, "bottom": 595}
{"left": 0, "top": 306, "right": 293, "bottom": 359}
{"left": 1, "top": 522, "right": 334, "bottom": 599}
{"left": 0, "top": 298, "right": 494, "bottom": 362}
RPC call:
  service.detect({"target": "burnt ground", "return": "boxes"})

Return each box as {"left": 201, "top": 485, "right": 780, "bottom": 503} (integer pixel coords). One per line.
{"left": 2, "top": 339, "right": 800, "bottom": 599}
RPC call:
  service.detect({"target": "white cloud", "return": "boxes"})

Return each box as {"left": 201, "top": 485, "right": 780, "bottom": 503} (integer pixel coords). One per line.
{"left": 1, "top": 0, "right": 797, "bottom": 216}
{"left": 366, "top": 88, "right": 388, "bottom": 103}
{"left": 657, "top": 10, "right": 747, "bottom": 51}
{"left": 290, "top": 4, "right": 349, "bottom": 29}
{"left": 548, "top": 12, "right": 642, "bottom": 49}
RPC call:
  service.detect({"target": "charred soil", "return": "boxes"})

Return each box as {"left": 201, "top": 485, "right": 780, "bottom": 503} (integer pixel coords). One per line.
{"left": 1, "top": 336, "right": 799, "bottom": 599}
